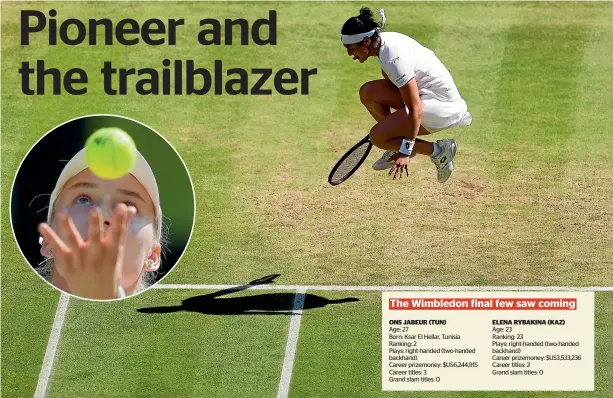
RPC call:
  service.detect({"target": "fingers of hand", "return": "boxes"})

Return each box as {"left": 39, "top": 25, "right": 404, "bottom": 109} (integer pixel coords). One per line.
{"left": 58, "top": 211, "right": 84, "bottom": 251}
{"left": 38, "top": 223, "right": 70, "bottom": 262}
{"left": 87, "top": 207, "right": 104, "bottom": 243}
{"left": 86, "top": 208, "right": 104, "bottom": 265}
{"left": 109, "top": 204, "right": 135, "bottom": 249}
{"left": 120, "top": 206, "right": 136, "bottom": 247}
{"left": 108, "top": 204, "right": 127, "bottom": 248}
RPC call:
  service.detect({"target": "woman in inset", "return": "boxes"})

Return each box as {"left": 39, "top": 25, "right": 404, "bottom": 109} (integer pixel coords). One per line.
{"left": 37, "top": 147, "right": 165, "bottom": 300}
{"left": 341, "top": 8, "right": 472, "bottom": 181}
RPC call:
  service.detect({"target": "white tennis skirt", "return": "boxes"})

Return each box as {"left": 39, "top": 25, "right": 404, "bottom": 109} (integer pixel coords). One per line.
{"left": 405, "top": 98, "right": 472, "bottom": 133}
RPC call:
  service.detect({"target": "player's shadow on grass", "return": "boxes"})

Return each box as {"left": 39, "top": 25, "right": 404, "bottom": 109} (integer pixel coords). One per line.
{"left": 137, "top": 274, "right": 359, "bottom": 316}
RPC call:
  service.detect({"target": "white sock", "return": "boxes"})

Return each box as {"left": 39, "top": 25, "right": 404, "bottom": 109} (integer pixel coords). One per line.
{"left": 431, "top": 142, "right": 442, "bottom": 158}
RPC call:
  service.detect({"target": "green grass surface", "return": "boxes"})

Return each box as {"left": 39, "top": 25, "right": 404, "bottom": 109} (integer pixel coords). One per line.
{"left": 48, "top": 290, "right": 292, "bottom": 397}
{"left": 3, "top": 1, "right": 613, "bottom": 397}
{"left": 5, "top": 288, "right": 612, "bottom": 397}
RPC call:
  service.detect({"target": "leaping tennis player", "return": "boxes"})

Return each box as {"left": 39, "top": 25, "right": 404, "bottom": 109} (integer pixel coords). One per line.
{"left": 341, "top": 8, "right": 472, "bottom": 181}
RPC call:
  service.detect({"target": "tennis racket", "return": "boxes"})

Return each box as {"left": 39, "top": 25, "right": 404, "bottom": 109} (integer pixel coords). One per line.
{"left": 328, "top": 135, "right": 373, "bottom": 186}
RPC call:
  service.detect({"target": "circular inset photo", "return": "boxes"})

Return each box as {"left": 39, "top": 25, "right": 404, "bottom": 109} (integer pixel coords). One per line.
{"left": 10, "top": 115, "right": 195, "bottom": 301}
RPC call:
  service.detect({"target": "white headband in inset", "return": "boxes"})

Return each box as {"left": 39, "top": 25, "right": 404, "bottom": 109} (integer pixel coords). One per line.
{"left": 46, "top": 147, "right": 162, "bottom": 238}
{"left": 341, "top": 9, "right": 386, "bottom": 45}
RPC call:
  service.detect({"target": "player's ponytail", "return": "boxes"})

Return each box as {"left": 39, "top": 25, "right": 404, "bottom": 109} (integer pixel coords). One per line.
{"left": 356, "top": 8, "right": 376, "bottom": 29}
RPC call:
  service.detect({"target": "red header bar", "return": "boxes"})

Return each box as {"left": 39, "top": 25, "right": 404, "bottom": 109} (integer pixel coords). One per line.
{"left": 388, "top": 298, "right": 577, "bottom": 310}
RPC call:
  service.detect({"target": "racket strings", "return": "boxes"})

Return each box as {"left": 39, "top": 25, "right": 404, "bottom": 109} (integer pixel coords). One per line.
{"left": 330, "top": 142, "right": 370, "bottom": 184}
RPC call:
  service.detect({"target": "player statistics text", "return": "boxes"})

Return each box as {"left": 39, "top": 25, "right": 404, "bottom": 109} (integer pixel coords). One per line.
{"left": 382, "top": 292, "right": 594, "bottom": 391}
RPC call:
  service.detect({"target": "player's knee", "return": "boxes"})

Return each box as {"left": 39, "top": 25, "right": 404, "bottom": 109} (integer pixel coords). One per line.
{"left": 359, "top": 81, "right": 376, "bottom": 103}
{"left": 369, "top": 126, "right": 384, "bottom": 147}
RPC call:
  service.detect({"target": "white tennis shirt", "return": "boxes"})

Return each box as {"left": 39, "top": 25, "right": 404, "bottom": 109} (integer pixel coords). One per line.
{"left": 376, "top": 32, "right": 462, "bottom": 102}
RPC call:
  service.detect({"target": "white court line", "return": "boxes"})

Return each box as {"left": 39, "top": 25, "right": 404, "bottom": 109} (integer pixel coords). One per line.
{"left": 154, "top": 284, "right": 613, "bottom": 292}
{"left": 34, "top": 293, "right": 70, "bottom": 398}
{"left": 277, "top": 288, "right": 306, "bottom": 398}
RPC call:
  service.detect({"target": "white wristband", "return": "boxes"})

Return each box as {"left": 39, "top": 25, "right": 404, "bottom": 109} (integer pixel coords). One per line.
{"left": 399, "top": 139, "right": 415, "bottom": 156}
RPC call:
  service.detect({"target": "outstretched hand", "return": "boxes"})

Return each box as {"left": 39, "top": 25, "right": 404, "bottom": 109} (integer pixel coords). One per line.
{"left": 388, "top": 153, "right": 410, "bottom": 180}
{"left": 38, "top": 204, "right": 136, "bottom": 300}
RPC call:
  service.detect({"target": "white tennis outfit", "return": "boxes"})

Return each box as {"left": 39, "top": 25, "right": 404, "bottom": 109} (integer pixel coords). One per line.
{"left": 375, "top": 32, "right": 472, "bottom": 132}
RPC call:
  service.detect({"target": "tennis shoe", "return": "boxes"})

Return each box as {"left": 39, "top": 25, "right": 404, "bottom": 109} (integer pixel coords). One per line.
{"left": 430, "top": 139, "right": 457, "bottom": 183}
{"left": 372, "top": 150, "right": 416, "bottom": 170}
{"left": 372, "top": 151, "right": 395, "bottom": 170}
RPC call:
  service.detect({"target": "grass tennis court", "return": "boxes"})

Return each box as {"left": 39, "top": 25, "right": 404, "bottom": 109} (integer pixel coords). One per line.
{"left": 16, "top": 287, "right": 613, "bottom": 397}
{"left": 2, "top": 1, "right": 613, "bottom": 397}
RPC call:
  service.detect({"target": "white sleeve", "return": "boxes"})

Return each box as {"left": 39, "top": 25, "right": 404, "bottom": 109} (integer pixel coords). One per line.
{"left": 384, "top": 56, "right": 416, "bottom": 88}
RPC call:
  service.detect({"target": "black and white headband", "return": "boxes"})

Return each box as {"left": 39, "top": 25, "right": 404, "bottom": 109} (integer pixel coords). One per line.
{"left": 341, "top": 9, "right": 386, "bottom": 45}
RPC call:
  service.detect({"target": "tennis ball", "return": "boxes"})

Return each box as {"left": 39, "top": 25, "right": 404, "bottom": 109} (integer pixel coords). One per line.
{"left": 85, "top": 127, "right": 137, "bottom": 180}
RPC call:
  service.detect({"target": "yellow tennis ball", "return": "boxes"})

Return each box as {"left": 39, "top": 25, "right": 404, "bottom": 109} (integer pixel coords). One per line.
{"left": 85, "top": 127, "right": 137, "bottom": 180}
